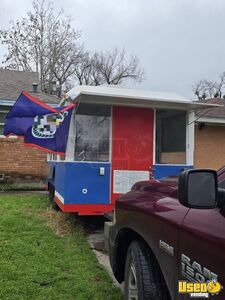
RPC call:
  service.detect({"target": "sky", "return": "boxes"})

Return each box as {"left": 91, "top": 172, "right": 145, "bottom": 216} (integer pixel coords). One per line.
{"left": 1, "top": 0, "right": 225, "bottom": 99}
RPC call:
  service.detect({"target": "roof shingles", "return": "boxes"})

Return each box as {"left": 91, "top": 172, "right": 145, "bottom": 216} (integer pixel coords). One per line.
{"left": 0, "top": 68, "right": 59, "bottom": 104}
{"left": 196, "top": 98, "right": 225, "bottom": 118}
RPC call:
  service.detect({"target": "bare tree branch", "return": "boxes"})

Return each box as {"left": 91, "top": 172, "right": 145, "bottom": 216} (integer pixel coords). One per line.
{"left": 193, "top": 72, "right": 225, "bottom": 100}
{"left": 71, "top": 48, "right": 145, "bottom": 87}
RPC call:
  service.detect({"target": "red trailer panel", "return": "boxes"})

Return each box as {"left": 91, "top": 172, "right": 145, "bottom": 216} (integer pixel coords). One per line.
{"left": 111, "top": 106, "right": 154, "bottom": 204}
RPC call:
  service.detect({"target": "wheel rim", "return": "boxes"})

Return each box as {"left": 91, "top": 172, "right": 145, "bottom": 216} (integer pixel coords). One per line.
{"left": 128, "top": 262, "right": 138, "bottom": 300}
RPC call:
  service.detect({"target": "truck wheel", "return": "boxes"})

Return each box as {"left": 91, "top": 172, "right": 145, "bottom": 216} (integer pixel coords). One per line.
{"left": 124, "top": 240, "right": 170, "bottom": 300}
{"left": 49, "top": 184, "right": 60, "bottom": 211}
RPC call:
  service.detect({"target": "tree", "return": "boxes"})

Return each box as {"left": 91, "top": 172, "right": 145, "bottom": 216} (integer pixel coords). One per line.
{"left": 193, "top": 72, "right": 225, "bottom": 100}
{"left": 0, "top": 1, "right": 145, "bottom": 96}
{"left": 0, "top": 0, "right": 81, "bottom": 96}
{"left": 72, "top": 48, "right": 145, "bottom": 86}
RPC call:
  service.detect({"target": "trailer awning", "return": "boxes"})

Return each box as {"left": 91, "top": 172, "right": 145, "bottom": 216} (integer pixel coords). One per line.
{"left": 66, "top": 85, "right": 221, "bottom": 111}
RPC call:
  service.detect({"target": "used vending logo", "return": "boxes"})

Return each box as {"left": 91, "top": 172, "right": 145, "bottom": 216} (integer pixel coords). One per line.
{"left": 178, "top": 280, "right": 222, "bottom": 298}
{"left": 179, "top": 254, "right": 223, "bottom": 297}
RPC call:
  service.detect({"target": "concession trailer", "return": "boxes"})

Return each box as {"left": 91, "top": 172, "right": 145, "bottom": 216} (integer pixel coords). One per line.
{"left": 48, "top": 85, "right": 215, "bottom": 215}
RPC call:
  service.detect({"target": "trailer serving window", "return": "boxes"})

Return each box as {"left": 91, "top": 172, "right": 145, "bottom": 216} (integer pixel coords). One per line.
{"left": 74, "top": 103, "right": 111, "bottom": 162}
{"left": 156, "top": 110, "right": 186, "bottom": 164}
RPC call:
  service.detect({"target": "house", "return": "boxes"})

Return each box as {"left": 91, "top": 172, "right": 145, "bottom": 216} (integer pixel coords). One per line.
{"left": 195, "top": 98, "right": 225, "bottom": 170}
{"left": 0, "top": 68, "right": 59, "bottom": 182}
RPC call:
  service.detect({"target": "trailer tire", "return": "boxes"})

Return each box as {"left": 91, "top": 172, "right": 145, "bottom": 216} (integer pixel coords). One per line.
{"left": 49, "top": 183, "right": 60, "bottom": 211}
{"left": 124, "top": 240, "right": 170, "bottom": 300}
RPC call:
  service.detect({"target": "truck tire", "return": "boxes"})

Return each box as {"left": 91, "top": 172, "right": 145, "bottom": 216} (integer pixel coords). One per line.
{"left": 124, "top": 240, "right": 170, "bottom": 300}
{"left": 49, "top": 183, "right": 60, "bottom": 211}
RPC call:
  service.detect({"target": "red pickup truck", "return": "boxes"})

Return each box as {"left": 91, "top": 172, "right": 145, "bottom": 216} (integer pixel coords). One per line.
{"left": 106, "top": 168, "right": 225, "bottom": 299}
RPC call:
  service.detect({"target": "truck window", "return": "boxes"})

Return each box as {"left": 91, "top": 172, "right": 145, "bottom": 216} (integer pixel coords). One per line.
{"left": 156, "top": 110, "right": 186, "bottom": 164}
{"left": 74, "top": 103, "right": 111, "bottom": 162}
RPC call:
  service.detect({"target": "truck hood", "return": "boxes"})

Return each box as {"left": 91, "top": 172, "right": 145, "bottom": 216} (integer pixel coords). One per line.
{"left": 132, "top": 178, "right": 178, "bottom": 198}
{"left": 132, "top": 168, "right": 223, "bottom": 196}
{"left": 116, "top": 178, "right": 188, "bottom": 223}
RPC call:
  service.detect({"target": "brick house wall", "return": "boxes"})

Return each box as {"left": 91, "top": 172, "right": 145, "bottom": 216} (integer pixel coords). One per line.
{"left": 194, "top": 124, "right": 225, "bottom": 170}
{"left": 0, "top": 69, "right": 60, "bottom": 183}
{"left": 0, "top": 137, "right": 49, "bottom": 182}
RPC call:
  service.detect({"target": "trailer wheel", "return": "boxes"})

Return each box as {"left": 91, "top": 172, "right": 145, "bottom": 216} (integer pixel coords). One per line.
{"left": 124, "top": 240, "right": 170, "bottom": 300}
{"left": 49, "top": 183, "right": 60, "bottom": 211}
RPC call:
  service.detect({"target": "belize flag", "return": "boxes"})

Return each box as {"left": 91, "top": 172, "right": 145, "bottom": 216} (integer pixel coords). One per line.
{"left": 3, "top": 91, "right": 76, "bottom": 155}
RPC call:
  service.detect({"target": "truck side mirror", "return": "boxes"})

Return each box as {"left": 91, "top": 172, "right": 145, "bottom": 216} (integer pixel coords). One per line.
{"left": 178, "top": 169, "right": 218, "bottom": 209}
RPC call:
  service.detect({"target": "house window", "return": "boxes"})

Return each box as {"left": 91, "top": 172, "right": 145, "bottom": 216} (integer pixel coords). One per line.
{"left": 156, "top": 110, "right": 186, "bottom": 164}
{"left": 48, "top": 154, "right": 57, "bottom": 161}
{"left": 0, "top": 112, "right": 7, "bottom": 135}
{"left": 74, "top": 103, "right": 111, "bottom": 162}
{"left": 47, "top": 154, "right": 64, "bottom": 161}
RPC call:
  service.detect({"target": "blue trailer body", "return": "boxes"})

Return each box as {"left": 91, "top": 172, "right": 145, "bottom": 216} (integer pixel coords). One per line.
{"left": 49, "top": 161, "right": 191, "bottom": 213}
{"left": 153, "top": 164, "right": 193, "bottom": 179}
{"left": 50, "top": 161, "right": 111, "bottom": 210}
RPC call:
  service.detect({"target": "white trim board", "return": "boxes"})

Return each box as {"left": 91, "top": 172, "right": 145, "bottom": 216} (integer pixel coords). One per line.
{"left": 196, "top": 116, "right": 225, "bottom": 124}
{"left": 66, "top": 85, "right": 220, "bottom": 111}
{"left": 186, "top": 110, "right": 195, "bottom": 165}
{"left": 55, "top": 191, "right": 64, "bottom": 204}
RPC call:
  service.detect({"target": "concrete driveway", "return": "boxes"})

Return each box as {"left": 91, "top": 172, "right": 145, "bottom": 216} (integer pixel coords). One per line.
{"left": 80, "top": 216, "right": 123, "bottom": 291}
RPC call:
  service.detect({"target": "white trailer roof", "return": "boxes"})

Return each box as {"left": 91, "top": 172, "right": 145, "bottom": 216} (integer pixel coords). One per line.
{"left": 66, "top": 85, "right": 220, "bottom": 110}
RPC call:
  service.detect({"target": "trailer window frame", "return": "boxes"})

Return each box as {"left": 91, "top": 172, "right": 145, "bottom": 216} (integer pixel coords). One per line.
{"left": 155, "top": 109, "right": 187, "bottom": 165}
{"left": 73, "top": 103, "right": 111, "bottom": 163}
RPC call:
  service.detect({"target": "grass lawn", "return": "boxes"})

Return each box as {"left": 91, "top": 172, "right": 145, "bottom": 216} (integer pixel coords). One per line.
{"left": 0, "top": 182, "right": 45, "bottom": 192}
{"left": 0, "top": 194, "right": 122, "bottom": 300}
